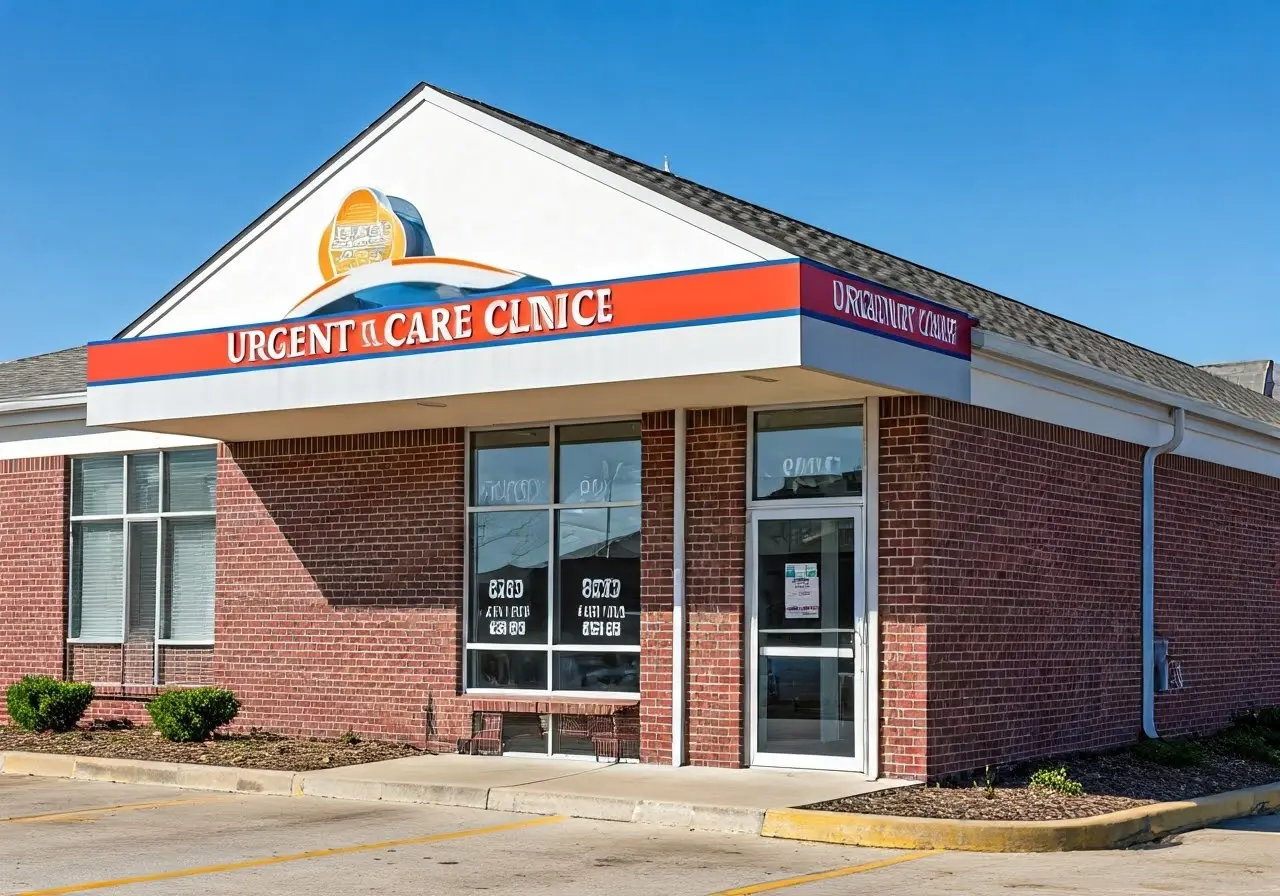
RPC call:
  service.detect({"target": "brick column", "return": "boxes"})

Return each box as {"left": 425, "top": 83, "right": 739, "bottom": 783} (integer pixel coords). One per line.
{"left": 0, "top": 457, "right": 68, "bottom": 720}
{"left": 639, "top": 411, "right": 674, "bottom": 762}
{"left": 684, "top": 407, "right": 747, "bottom": 767}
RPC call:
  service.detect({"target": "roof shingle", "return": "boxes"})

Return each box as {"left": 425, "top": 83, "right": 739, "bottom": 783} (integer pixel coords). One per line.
{"left": 0, "top": 346, "right": 87, "bottom": 402}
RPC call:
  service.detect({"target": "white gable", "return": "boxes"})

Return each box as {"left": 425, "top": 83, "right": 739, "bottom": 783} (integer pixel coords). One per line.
{"left": 127, "top": 85, "right": 792, "bottom": 336}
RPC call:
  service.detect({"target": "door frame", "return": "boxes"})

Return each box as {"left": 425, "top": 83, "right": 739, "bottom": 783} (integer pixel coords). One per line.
{"left": 743, "top": 400, "right": 878, "bottom": 776}
{"left": 746, "top": 506, "right": 866, "bottom": 773}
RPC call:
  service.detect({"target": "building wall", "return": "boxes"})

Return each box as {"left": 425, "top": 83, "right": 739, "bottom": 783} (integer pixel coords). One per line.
{"left": 879, "top": 396, "right": 1146, "bottom": 780}
{"left": 0, "top": 457, "right": 67, "bottom": 723}
{"left": 639, "top": 411, "right": 675, "bottom": 763}
{"left": 1153, "top": 456, "right": 1280, "bottom": 734}
{"left": 684, "top": 408, "right": 748, "bottom": 767}
{"left": 214, "top": 430, "right": 470, "bottom": 746}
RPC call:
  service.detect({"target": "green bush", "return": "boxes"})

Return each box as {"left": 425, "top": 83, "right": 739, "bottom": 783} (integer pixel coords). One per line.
{"left": 146, "top": 688, "right": 240, "bottom": 742}
{"left": 1233, "top": 707, "right": 1280, "bottom": 744}
{"left": 1132, "top": 737, "right": 1206, "bottom": 768}
{"left": 1215, "top": 727, "right": 1280, "bottom": 766}
{"left": 1028, "top": 766, "right": 1084, "bottom": 796}
{"left": 5, "top": 676, "right": 95, "bottom": 733}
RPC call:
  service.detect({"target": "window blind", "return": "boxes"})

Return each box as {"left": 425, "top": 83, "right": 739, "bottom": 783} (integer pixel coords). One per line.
{"left": 71, "top": 521, "right": 124, "bottom": 639}
{"left": 73, "top": 457, "right": 123, "bottom": 516}
{"left": 162, "top": 517, "right": 215, "bottom": 641}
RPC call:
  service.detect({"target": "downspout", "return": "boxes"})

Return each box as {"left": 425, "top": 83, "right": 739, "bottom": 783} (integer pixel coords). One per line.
{"left": 1142, "top": 407, "right": 1184, "bottom": 739}
{"left": 671, "top": 409, "right": 687, "bottom": 766}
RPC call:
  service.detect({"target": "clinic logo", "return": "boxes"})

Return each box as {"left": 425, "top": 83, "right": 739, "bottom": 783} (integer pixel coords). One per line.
{"left": 287, "top": 187, "right": 550, "bottom": 319}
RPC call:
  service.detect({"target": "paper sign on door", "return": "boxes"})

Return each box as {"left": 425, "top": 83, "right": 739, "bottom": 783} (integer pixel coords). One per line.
{"left": 784, "top": 562, "right": 819, "bottom": 619}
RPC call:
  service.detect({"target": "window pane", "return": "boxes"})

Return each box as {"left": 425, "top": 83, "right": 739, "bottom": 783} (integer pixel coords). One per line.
{"left": 500, "top": 712, "right": 549, "bottom": 752}
{"left": 557, "top": 421, "right": 641, "bottom": 504}
{"left": 754, "top": 406, "right": 863, "bottom": 500}
{"left": 555, "top": 507, "right": 640, "bottom": 646}
{"left": 162, "top": 517, "right": 215, "bottom": 641}
{"left": 70, "top": 521, "right": 123, "bottom": 639}
{"left": 471, "top": 429, "right": 549, "bottom": 507}
{"left": 127, "top": 454, "right": 160, "bottom": 514}
{"left": 73, "top": 456, "right": 123, "bottom": 516}
{"left": 164, "top": 449, "right": 217, "bottom": 512}
{"left": 554, "top": 652, "right": 640, "bottom": 693}
{"left": 470, "top": 510, "right": 548, "bottom": 644}
{"left": 467, "top": 650, "right": 548, "bottom": 690}
{"left": 128, "top": 521, "right": 158, "bottom": 632}
{"left": 756, "top": 517, "right": 856, "bottom": 632}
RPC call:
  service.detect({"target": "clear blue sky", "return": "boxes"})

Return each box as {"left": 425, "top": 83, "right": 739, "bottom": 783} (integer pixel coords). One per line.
{"left": 1, "top": 1, "right": 1276, "bottom": 365}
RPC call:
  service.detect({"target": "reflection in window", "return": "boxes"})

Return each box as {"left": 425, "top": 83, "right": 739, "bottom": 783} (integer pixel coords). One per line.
{"left": 471, "top": 429, "right": 549, "bottom": 506}
{"left": 754, "top": 406, "right": 863, "bottom": 500}
{"left": 466, "top": 423, "right": 642, "bottom": 698}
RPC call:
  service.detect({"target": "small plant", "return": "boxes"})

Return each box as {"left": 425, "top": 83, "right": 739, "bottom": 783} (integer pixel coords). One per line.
{"left": 1029, "top": 766, "right": 1084, "bottom": 796}
{"left": 983, "top": 765, "right": 996, "bottom": 800}
{"left": 340, "top": 730, "right": 361, "bottom": 745}
{"left": 1132, "top": 737, "right": 1206, "bottom": 768}
{"left": 5, "top": 676, "right": 95, "bottom": 733}
{"left": 146, "top": 688, "right": 240, "bottom": 742}
{"left": 1215, "top": 727, "right": 1280, "bottom": 766}
{"left": 1233, "top": 708, "right": 1280, "bottom": 745}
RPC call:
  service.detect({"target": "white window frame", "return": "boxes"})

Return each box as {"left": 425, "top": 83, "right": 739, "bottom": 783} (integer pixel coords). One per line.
{"left": 67, "top": 450, "right": 218, "bottom": 671}
{"left": 463, "top": 417, "right": 642, "bottom": 702}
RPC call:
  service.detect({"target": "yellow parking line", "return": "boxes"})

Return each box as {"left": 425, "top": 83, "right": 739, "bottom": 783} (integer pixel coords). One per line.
{"left": 15, "top": 814, "right": 565, "bottom": 896}
{"left": 2, "top": 796, "right": 234, "bottom": 824}
{"left": 708, "top": 849, "right": 944, "bottom": 895}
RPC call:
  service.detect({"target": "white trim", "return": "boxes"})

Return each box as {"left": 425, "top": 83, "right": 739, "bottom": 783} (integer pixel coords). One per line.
{"left": 0, "top": 392, "right": 86, "bottom": 416}
{"left": 862, "top": 397, "right": 880, "bottom": 780}
{"left": 977, "top": 331, "right": 1280, "bottom": 442}
{"left": 463, "top": 688, "right": 640, "bottom": 700}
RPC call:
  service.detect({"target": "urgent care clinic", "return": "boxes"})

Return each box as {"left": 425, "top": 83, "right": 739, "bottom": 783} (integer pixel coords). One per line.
{"left": 3, "top": 83, "right": 1279, "bottom": 781}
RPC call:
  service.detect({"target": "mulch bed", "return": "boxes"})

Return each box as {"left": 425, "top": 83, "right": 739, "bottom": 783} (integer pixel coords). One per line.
{"left": 0, "top": 724, "right": 425, "bottom": 772}
{"left": 808, "top": 750, "right": 1280, "bottom": 821}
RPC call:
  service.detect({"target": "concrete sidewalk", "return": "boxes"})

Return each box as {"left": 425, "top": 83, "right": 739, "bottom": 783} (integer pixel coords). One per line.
{"left": 0, "top": 750, "right": 907, "bottom": 834}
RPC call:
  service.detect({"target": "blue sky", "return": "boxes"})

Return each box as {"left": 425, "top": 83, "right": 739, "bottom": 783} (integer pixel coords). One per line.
{"left": 1, "top": 1, "right": 1276, "bottom": 364}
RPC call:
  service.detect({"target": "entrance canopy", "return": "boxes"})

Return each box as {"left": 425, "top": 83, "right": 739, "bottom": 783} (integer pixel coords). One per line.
{"left": 86, "top": 259, "right": 972, "bottom": 440}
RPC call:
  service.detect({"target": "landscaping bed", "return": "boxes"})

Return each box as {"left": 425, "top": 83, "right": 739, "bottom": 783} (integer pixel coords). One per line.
{"left": 0, "top": 724, "right": 425, "bottom": 772}
{"left": 809, "top": 723, "right": 1280, "bottom": 821}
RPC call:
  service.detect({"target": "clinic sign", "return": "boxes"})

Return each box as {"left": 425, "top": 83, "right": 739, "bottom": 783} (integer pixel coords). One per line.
{"left": 799, "top": 263, "right": 972, "bottom": 358}
{"left": 225, "top": 287, "right": 615, "bottom": 366}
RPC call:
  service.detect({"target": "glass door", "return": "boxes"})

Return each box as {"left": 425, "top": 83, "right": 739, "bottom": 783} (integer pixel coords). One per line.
{"left": 749, "top": 508, "right": 864, "bottom": 771}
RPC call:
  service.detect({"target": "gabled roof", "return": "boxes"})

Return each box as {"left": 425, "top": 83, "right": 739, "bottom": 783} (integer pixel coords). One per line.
{"left": 1199, "top": 361, "right": 1274, "bottom": 398}
{"left": 438, "top": 87, "right": 1280, "bottom": 429}
{"left": 0, "top": 346, "right": 87, "bottom": 402}
{"left": 57, "top": 82, "right": 1280, "bottom": 430}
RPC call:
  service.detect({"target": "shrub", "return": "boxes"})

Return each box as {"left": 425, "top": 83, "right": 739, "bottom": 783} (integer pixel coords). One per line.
{"left": 5, "top": 676, "right": 95, "bottom": 733}
{"left": 1132, "top": 737, "right": 1205, "bottom": 768}
{"left": 1215, "top": 727, "right": 1280, "bottom": 766}
{"left": 1028, "top": 766, "right": 1084, "bottom": 796}
{"left": 1233, "top": 707, "right": 1280, "bottom": 744}
{"left": 146, "top": 688, "right": 240, "bottom": 742}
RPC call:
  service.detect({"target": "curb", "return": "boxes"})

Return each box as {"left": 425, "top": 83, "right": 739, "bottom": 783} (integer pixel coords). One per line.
{"left": 761, "top": 781, "right": 1280, "bottom": 852}
{"left": 0, "top": 751, "right": 763, "bottom": 835}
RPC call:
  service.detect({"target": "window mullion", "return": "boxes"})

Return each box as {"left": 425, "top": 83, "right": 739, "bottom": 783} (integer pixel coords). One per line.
{"left": 154, "top": 452, "right": 166, "bottom": 682}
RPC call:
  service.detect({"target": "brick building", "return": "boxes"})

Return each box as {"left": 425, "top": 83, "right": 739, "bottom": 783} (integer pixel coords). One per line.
{"left": 2, "top": 84, "right": 1278, "bottom": 781}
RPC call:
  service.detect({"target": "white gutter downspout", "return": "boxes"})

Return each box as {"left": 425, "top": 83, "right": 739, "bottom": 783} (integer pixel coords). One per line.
{"left": 1142, "top": 407, "right": 1184, "bottom": 739}
{"left": 671, "top": 409, "right": 687, "bottom": 766}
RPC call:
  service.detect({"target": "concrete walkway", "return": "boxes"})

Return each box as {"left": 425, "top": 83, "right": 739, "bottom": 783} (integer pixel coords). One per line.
{"left": 299, "top": 754, "right": 908, "bottom": 832}
{"left": 1, "top": 749, "right": 908, "bottom": 835}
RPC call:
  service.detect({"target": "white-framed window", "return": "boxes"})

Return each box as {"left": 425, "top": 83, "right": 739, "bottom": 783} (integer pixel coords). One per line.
{"left": 751, "top": 405, "right": 865, "bottom": 503}
{"left": 69, "top": 449, "right": 217, "bottom": 644}
{"left": 465, "top": 421, "right": 641, "bottom": 696}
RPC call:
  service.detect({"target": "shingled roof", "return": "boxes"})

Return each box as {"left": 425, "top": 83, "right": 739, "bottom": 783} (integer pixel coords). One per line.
{"left": 439, "top": 87, "right": 1280, "bottom": 430}
{"left": 0, "top": 346, "right": 87, "bottom": 402}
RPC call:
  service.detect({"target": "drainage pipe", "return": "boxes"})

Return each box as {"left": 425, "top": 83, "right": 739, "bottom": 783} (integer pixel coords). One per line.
{"left": 671, "top": 408, "right": 687, "bottom": 766}
{"left": 1142, "top": 406, "right": 1184, "bottom": 740}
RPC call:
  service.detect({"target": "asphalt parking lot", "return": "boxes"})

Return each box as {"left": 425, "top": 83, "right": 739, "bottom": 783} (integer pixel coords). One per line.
{"left": 0, "top": 776, "right": 1277, "bottom": 895}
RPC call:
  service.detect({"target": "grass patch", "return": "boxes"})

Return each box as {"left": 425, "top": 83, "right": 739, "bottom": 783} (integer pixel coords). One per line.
{"left": 1132, "top": 737, "right": 1206, "bottom": 768}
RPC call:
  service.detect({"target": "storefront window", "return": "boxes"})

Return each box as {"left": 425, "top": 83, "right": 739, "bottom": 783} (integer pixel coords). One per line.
{"left": 753, "top": 406, "right": 863, "bottom": 500}
{"left": 467, "top": 421, "right": 641, "bottom": 694}
{"left": 70, "top": 449, "right": 217, "bottom": 643}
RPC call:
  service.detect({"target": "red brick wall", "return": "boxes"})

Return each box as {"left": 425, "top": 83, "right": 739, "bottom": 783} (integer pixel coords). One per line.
{"left": 879, "top": 397, "right": 1145, "bottom": 779}
{"left": 0, "top": 457, "right": 67, "bottom": 722}
{"left": 684, "top": 408, "right": 747, "bottom": 767}
{"left": 1153, "top": 456, "right": 1280, "bottom": 734}
{"left": 640, "top": 411, "right": 675, "bottom": 763}
{"left": 214, "top": 431, "right": 469, "bottom": 746}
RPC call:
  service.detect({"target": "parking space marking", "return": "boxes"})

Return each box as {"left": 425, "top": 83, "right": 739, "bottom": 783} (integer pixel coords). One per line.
{"left": 707, "top": 849, "right": 944, "bottom": 895}
{"left": 13, "top": 814, "right": 565, "bottom": 896}
{"left": 2, "top": 796, "right": 234, "bottom": 824}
